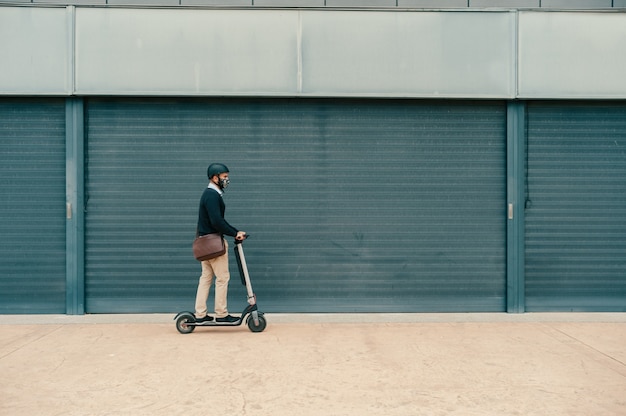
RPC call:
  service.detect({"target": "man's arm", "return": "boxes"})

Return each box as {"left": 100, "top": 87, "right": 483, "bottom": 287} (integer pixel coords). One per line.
{"left": 205, "top": 191, "right": 239, "bottom": 237}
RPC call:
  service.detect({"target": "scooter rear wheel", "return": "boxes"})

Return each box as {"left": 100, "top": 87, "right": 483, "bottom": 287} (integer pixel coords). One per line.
{"left": 176, "top": 313, "right": 196, "bottom": 334}
{"left": 246, "top": 315, "right": 267, "bottom": 333}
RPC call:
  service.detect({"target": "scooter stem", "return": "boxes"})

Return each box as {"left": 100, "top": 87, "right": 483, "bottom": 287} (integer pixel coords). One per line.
{"left": 236, "top": 238, "right": 256, "bottom": 306}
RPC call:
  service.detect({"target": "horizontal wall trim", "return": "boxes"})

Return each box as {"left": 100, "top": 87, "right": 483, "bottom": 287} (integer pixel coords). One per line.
{"left": 1, "top": 6, "right": 626, "bottom": 98}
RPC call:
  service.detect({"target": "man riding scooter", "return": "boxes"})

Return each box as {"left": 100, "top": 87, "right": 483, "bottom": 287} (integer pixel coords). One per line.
{"left": 193, "top": 163, "right": 246, "bottom": 324}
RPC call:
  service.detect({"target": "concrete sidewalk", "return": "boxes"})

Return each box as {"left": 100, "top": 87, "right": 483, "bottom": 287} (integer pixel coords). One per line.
{"left": 1, "top": 313, "right": 625, "bottom": 416}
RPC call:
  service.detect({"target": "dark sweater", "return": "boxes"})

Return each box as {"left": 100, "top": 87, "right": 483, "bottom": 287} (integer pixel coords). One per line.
{"left": 197, "top": 188, "right": 238, "bottom": 237}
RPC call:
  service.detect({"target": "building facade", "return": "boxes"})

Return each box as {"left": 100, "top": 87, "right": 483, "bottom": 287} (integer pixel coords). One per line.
{"left": 1, "top": 3, "right": 625, "bottom": 314}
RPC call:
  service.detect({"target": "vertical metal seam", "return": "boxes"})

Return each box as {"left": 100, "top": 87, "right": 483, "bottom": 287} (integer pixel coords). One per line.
{"left": 297, "top": 11, "right": 303, "bottom": 95}
{"left": 66, "top": 98, "right": 85, "bottom": 315}
{"left": 506, "top": 101, "right": 526, "bottom": 313}
{"left": 514, "top": 9, "right": 519, "bottom": 99}
{"left": 67, "top": 6, "right": 76, "bottom": 96}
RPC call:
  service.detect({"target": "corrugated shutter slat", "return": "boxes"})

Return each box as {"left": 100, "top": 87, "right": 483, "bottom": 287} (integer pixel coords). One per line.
{"left": 0, "top": 99, "right": 66, "bottom": 313}
{"left": 525, "top": 102, "right": 626, "bottom": 311}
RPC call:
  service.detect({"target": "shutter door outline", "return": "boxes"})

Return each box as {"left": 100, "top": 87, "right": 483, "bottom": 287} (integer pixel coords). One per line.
{"left": 525, "top": 101, "right": 626, "bottom": 311}
{"left": 0, "top": 99, "right": 66, "bottom": 313}
{"left": 84, "top": 98, "right": 506, "bottom": 313}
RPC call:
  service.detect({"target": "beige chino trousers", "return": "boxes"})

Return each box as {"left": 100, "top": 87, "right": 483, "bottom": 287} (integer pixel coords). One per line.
{"left": 194, "top": 240, "right": 230, "bottom": 319}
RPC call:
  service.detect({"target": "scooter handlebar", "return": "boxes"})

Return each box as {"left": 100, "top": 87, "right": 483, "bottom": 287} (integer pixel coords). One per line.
{"left": 234, "top": 234, "right": 249, "bottom": 245}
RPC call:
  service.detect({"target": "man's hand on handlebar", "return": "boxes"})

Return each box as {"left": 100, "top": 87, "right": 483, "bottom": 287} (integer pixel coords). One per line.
{"left": 235, "top": 231, "right": 247, "bottom": 241}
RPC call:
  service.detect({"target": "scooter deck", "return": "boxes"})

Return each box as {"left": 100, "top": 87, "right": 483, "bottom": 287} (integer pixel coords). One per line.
{"left": 190, "top": 318, "right": 243, "bottom": 327}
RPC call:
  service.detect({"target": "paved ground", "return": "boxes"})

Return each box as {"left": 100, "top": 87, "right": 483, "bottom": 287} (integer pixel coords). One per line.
{"left": 1, "top": 313, "right": 625, "bottom": 416}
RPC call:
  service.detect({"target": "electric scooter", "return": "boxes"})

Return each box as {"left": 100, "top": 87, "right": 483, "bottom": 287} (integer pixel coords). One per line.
{"left": 174, "top": 235, "right": 267, "bottom": 334}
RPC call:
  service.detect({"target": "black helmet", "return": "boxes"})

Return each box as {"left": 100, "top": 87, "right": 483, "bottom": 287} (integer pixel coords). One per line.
{"left": 207, "top": 163, "right": 229, "bottom": 179}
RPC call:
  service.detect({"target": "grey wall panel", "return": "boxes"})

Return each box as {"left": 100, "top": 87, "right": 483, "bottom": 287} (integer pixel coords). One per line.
{"left": 470, "top": 0, "right": 539, "bottom": 7}
{"left": 301, "top": 11, "right": 516, "bottom": 98}
{"left": 398, "top": 0, "right": 468, "bottom": 7}
{"left": 74, "top": 8, "right": 516, "bottom": 97}
{"left": 0, "top": 7, "right": 70, "bottom": 95}
{"left": 540, "top": 0, "right": 612, "bottom": 8}
{"left": 3, "top": 6, "right": 626, "bottom": 99}
{"left": 519, "top": 12, "right": 626, "bottom": 98}
{"left": 75, "top": 8, "right": 299, "bottom": 95}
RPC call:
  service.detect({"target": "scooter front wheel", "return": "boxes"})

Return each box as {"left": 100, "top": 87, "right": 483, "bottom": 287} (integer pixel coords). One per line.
{"left": 246, "top": 315, "right": 267, "bottom": 333}
{"left": 176, "top": 313, "right": 196, "bottom": 334}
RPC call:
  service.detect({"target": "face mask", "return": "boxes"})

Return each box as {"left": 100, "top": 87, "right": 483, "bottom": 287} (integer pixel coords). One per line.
{"left": 218, "top": 177, "right": 230, "bottom": 190}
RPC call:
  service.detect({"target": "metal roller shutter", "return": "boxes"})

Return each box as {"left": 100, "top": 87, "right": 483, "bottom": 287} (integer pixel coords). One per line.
{"left": 0, "top": 99, "right": 66, "bottom": 313}
{"left": 525, "top": 102, "right": 626, "bottom": 311}
{"left": 85, "top": 98, "right": 505, "bottom": 313}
